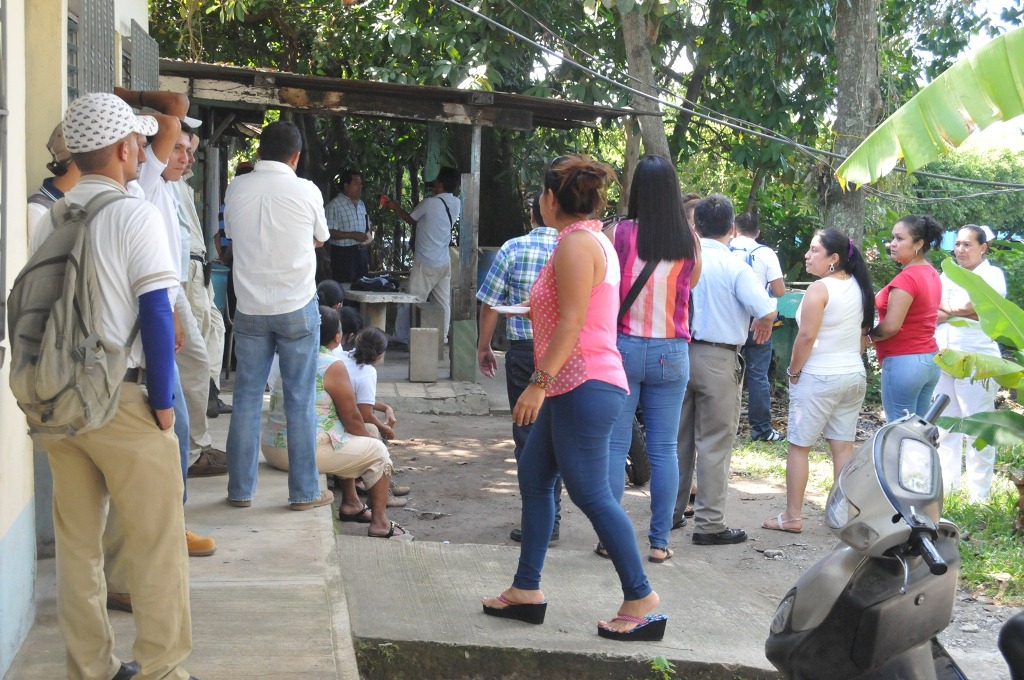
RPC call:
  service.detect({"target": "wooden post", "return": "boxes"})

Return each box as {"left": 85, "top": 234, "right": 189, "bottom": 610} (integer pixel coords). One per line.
{"left": 449, "top": 125, "right": 481, "bottom": 382}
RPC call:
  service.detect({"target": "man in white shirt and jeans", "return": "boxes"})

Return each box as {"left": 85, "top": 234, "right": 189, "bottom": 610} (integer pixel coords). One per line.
{"left": 223, "top": 121, "right": 333, "bottom": 511}
{"left": 729, "top": 211, "right": 786, "bottom": 442}
{"left": 386, "top": 166, "right": 461, "bottom": 348}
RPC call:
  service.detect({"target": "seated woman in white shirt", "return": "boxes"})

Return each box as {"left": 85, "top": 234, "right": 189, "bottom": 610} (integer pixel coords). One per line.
{"left": 336, "top": 327, "right": 398, "bottom": 440}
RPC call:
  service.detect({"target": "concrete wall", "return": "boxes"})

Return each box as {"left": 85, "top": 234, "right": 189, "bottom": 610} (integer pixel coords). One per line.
{"left": 2, "top": 0, "right": 151, "bottom": 674}
{"left": 1, "top": 0, "right": 35, "bottom": 673}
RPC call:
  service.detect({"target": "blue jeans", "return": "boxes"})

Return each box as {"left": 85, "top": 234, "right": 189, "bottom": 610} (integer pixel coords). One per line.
{"left": 226, "top": 297, "right": 322, "bottom": 504}
{"left": 742, "top": 332, "right": 774, "bottom": 438}
{"left": 172, "top": 364, "right": 190, "bottom": 503}
{"left": 881, "top": 352, "right": 940, "bottom": 422}
{"left": 609, "top": 335, "right": 688, "bottom": 549}
{"left": 514, "top": 380, "right": 651, "bottom": 600}
{"left": 505, "top": 341, "right": 562, "bottom": 528}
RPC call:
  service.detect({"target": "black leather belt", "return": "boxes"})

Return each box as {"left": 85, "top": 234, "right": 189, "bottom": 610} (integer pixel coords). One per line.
{"left": 692, "top": 339, "right": 741, "bottom": 352}
{"left": 123, "top": 367, "right": 145, "bottom": 383}
{"left": 189, "top": 254, "right": 207, "bottom": 264}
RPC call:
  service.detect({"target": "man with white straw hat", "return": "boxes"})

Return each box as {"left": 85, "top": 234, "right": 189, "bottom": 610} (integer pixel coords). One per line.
{"left": 40, "top": 92, "right": 198, "bottom": 680}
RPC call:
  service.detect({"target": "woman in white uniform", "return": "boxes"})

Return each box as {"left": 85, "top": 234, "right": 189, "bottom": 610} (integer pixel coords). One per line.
{"left": 935, "top": 224, "right": 1007, "bottom": 502}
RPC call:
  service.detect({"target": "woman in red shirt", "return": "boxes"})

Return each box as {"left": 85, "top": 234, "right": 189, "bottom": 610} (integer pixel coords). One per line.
{"left": 867, "top": 214, "right": 944, "bottom": 421}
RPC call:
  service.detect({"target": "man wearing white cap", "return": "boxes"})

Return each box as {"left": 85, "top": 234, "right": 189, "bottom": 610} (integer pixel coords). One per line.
{"left": 42, "top": 92, "right": 197, "bottom": 680}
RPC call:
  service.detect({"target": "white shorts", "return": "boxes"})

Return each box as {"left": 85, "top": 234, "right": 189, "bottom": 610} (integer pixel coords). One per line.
{"left": 787, "top": 372, "right": 866, "bottom": 447}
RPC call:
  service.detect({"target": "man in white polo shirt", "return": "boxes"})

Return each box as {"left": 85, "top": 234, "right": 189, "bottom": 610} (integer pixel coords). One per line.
{"left": 223, "top": 121, "right": 333, "bottom": 511}
{"left": 40, "top": 92, "right": 197, "bottom": 680}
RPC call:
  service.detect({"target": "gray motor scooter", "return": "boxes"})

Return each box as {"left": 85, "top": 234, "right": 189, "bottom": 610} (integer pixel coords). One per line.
{"left": 765, "top": 395, "right": 1024, "bottom": 679}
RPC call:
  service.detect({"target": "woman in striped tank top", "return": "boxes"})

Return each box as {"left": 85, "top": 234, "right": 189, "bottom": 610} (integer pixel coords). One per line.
{"left": 482, "top": 155, "right": 667, "bottom": 642}
{"left": 605, "top": 155, "right": 701, "bottom": 564}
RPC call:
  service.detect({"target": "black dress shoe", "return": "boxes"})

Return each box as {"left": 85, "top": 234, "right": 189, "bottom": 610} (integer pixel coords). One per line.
{"left": 509, "top": 527, "right": 559, "bottom": 543}
{"left": 111, "top": 660, "right": 140, "bottom": 679}
{"left": 692, "top": 527, "right": 747, "bottom": 545}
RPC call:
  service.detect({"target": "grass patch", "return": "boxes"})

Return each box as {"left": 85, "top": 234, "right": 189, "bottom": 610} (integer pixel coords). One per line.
{"left": 731, "top": 438, "right": 1024, "bottom": 604}
{"left": 940, "top": 445, "right": 1024, "bottom": 603}
{"left": 731, "top": 439, "right": 838, "bottom": 499}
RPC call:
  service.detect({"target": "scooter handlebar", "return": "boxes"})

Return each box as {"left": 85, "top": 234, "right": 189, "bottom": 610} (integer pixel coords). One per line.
{"left": 923, "top": 394, "right": 951, "bottom": 425}
{"left": 912, "top": 533, "right": 948, "bottom": 576}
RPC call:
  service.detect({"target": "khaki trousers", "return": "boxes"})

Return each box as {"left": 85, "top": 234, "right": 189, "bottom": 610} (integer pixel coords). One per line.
{"left": 676, "top": 342, "right": 743, "bottom": 534}
{"left": 184, "top": 259, "right": 225, "bottom": 386}
{"left": 174, "top": 289, "right": 212, "bottom": 456}
{"left": 394, "top": 260, "right": 451, "bottom": 344}
{"left": 47, "top": 384, "right": 192, "bottom": 680}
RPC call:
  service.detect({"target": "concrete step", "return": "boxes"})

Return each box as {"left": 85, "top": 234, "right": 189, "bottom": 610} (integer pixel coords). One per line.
{"left": 337, "top": 535, "right": 781, "bottom": 679}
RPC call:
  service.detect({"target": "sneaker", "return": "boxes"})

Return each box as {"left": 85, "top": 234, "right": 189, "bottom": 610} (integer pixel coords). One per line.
{"left": 289, "top": 490, "right": 334, "bottom": 511}
{"left": 186, "top": 529, "right": 217, "bottom": 556}
{"left": 386, "top": 492, "right": 408, "bottom": 508}
{"left": 752, "top": 429, "right": 785, "bottom": 443}
{"left": 390, "top": 480, "right": 411, "bottom": 496}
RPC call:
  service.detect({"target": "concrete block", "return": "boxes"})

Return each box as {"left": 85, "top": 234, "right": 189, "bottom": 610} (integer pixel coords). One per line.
{"left": 409, "top": 328, "right": 440, "bottom": 383}
{"left": 415, "top": 302, "right": 446, "bottom": 359}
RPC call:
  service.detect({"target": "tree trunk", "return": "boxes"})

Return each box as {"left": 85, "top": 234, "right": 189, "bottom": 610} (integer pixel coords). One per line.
{"left": 620, "top": 10, "right": 670, "bottom": 159}
{"left": 824, "top": 0, "right": 882, "bottom": 246}
{"left": 618, "top": 116, "right": 641, "bottom": 214}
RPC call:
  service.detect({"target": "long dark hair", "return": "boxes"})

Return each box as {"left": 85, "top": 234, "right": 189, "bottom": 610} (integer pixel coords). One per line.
{"left": 817, "top": 229, "right": 875, "bottom": 331}
{"left": 319, "top": 306, "right": 340, "bottom": 346}
{"left": 626, "top": 155, "right": 696, "bottom": 262}
{"left": 896, "top": 214, "right": 944, "bottom": 253}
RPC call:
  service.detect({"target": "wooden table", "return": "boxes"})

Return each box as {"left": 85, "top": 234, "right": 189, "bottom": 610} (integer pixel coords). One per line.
{"left": 342, "top": 288, "right": 422, "bottom": 331}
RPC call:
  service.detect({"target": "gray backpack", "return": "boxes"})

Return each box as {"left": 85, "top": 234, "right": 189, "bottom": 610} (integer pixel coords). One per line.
{"left": 7, "top": 192, "right": 137, "bottom": 442}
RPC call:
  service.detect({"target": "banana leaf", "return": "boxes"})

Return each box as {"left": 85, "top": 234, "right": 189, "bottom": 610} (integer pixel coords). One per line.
{"left": 836, "top": 26, "right": 1024, "bottom": 188}
{"left": 934, "top": 348, "right": 1024, "bottom": 388}
{"left": 940, "top": 258, "right": 1024, "bottom": 349}
{"left": 937, "top": 410, "right": 1024, "bottom": 449}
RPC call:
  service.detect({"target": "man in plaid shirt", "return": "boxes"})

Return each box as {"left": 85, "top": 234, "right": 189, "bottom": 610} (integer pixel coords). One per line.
{"left": 476, "top": 192, "right": 562, "bottom": 544}
{"left": 326, "top": 169, "right": 371, "bottom": 284}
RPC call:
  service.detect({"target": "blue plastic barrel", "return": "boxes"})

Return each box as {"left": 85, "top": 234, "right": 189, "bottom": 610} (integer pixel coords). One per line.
{"left": 212, "top": 264, "right": 230, "bottom": 317}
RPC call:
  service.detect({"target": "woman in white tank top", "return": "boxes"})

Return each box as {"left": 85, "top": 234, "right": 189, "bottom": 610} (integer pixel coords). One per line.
{"left": 763, "top": 229, "right": 875, "bottom": 534}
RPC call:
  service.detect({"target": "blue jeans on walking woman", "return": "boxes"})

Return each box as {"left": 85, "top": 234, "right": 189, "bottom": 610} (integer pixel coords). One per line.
{"left": 881, "top": 352, "right": 940, "bottom": 422}
{"left": 226, "top": 296, "right": 322, "bottom": 504}
{"left": 514, "top": 380, "right": 652, "bottom": 600}
{"left": 608, "top": 335, "right": 689, "bottom": 550}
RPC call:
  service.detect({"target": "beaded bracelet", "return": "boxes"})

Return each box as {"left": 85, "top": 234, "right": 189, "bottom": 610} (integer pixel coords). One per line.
{"left": 529, "top": 369, "right": 555, "bottom": 390}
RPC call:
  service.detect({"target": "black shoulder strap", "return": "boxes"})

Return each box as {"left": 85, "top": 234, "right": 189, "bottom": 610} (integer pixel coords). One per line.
{"left": 437, "top": 195, "right": 455, "bottom": 229}
{"left": 618, "top": 260, "right": 658, "bottom": 324}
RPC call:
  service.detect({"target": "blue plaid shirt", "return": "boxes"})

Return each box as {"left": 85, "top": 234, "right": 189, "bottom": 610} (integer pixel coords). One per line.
{"left": 476, "top": 227, "right": 557, "bottom": 340}
{"left": 325, "top": 194, "right": 369, "bottom": 247}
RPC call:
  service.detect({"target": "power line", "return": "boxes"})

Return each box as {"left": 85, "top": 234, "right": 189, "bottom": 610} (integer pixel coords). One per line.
{"left": 443, "top": 0, "right": 1024, "bottom": 192}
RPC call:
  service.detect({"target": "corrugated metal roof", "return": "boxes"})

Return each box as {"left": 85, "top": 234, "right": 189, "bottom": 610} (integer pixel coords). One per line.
{"left": 159, "top": 59, "right": 652, "bottom": 130}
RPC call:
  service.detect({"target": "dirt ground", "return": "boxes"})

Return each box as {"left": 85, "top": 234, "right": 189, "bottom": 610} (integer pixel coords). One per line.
{"left": 336, "top": 408, "right": 1021, "bottom": 679}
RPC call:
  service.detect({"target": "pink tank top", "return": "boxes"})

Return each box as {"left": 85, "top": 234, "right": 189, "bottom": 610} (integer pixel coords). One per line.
{"left": 530, "top": 220, "right": 628, "bottom": 397}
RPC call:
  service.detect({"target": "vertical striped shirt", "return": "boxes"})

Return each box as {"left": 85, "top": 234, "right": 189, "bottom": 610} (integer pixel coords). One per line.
{"left": 612, "top": 220, "right": 696, "bottom": 340}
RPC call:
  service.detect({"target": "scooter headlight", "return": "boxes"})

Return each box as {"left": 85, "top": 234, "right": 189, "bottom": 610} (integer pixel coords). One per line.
{"left": 898, "top": 439, "right": 936, "bottom": 495}
{"left": 825, "top": 481, "right": 860, "bottom": 529}
{"left": 771, "top": 591, "right": 796, "bottom": 635}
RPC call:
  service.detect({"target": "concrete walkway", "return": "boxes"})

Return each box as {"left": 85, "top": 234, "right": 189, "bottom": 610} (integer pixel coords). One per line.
{"left": 6, "top": 407, "right": 359, "bottom": 680}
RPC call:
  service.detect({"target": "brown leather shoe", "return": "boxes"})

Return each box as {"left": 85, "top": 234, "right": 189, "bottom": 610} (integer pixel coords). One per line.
{"left": 186, "top": 529, "right": 217, "bottom": 556}
{"left": 386, "top": 492, "right": 408, "bottom": 508}
{"left": 289, "top": 490, "right": 334, "bottom": 511}
{"left": 107, "top": 592, "right": 133, "bottom": 613}
{"left": 187, "top": 448, "right": 227, "bottom": 477}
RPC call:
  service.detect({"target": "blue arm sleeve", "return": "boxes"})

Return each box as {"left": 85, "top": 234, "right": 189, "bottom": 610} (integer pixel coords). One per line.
{"left": 138, "top": 289, "right": 176, "bottom": 410}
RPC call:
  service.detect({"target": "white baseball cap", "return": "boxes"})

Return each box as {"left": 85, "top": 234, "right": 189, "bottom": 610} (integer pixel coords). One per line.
{"left": 63, "top": 93, "right": 159, "bottom": 154}
{"left": 183, "top": 114, "right": 202, "bottom": 129}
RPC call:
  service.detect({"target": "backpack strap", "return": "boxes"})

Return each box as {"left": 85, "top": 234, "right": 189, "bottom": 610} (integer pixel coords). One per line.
{"left": 28, "top": 192, "right": 55, "bottom": 208}
{"left": 56, "top": 191, "right": 138, "bottom": 352}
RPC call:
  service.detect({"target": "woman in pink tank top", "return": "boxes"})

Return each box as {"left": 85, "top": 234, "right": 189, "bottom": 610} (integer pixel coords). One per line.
{"left": 482, "top": 155, "right": 667, "bottom": 642}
